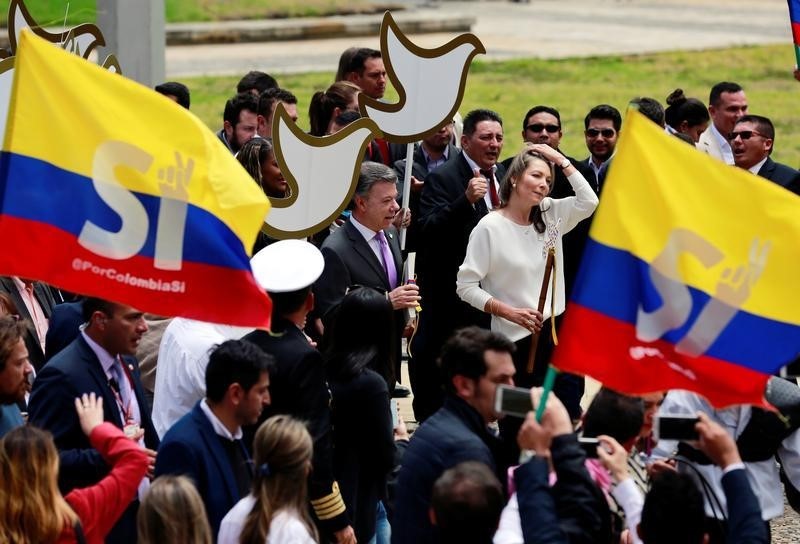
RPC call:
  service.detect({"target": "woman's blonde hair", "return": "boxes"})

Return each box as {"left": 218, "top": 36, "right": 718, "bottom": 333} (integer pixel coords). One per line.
{"left": 499, "top": 148, "right": 554, "bottom": 233}
{"left": 137, "top": 475, "right": 212, "bottom": 544}
{"left": 0, "top": 426, "right": 78, "bottom": 544}
{"left": 240, "top": 415, "right": 317, "bottom": 544}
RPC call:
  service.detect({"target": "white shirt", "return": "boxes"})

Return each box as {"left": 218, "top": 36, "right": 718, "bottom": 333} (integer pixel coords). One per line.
{"left": 457, "top": 170, "right": 598, "bottom": 342}
{"left": 748, "top": 156, "right": 768, "bottom": 176}
{"left": 462, "top": 152, "right": 500, "bottom": 210}
{"left": 199, "top": 398, "right": 242, "bottom": 440}
{"left": 652, "top": 390, "right": 800, "bottom": 520}
{"left": 152, "top": 317, "right": 251, "bottom": 438}
{"left": 218, "top": 496, "right": 316, "bottom": 544}
{"left": 710, "top": 123, "right": 735, "bottom": 165}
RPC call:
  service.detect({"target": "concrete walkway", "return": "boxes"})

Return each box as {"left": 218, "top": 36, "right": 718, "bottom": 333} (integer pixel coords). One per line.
{"left": 166, "top": 0, "right": 792, "bottom": 77}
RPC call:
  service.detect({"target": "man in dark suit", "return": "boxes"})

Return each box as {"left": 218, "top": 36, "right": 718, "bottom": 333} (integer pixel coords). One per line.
{"left": 411, "top": 109, "right": 504, "bottom": 422}
{"left": 393, "top": 120, "right": 459, "bottom": 252}
{"left": 732, "top": 114, "right": 800, "bottom": 195}
{"left": 28, "top": 296, "right": 159, "bottom": 544}
{"left": 580, "top": 104, "right": 621, "bottom": 193}
{"left": 0, "top": 276, "right": 56, "bottom": 371}
{"left": 245, "top": 239, "right": 355, "bottom": 544}
{"left": 155, "top": 339, "right": 273, "bottom": 537}
{"left": 315, "top": 162, "right": 420, "bottom": 389}
{"left": 501, "top": 105, "right": 592, "bottom": 199}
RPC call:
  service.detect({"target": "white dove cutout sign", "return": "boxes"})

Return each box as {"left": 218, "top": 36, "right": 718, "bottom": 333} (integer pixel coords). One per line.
{"left": 264, "top": 104, "right": 380, "bottom": 239}
{"left": 267, "top": 11, "right": 484, "bottom": 239}
{"left": 360, "top": 12, "right": 485, "bottom": 143}
{"left": 0, "top": 0, "right": 122, "bottom": 142}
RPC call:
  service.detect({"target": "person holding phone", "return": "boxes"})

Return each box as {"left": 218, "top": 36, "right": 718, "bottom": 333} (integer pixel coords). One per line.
{"left": 652, "top": 390, "right": 800, "bottom": 541}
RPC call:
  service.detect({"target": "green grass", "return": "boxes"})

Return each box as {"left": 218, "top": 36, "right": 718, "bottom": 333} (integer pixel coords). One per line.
{"left": 184, "top": 44, "right": 800, "bottom": 167}
{"left": 3, "top": 0, "right": 378, "bottom": 26}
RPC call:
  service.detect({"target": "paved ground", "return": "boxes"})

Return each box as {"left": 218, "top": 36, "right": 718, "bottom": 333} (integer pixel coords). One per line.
{"left": 166, "top": 0, "right": 792, "bottom": 77}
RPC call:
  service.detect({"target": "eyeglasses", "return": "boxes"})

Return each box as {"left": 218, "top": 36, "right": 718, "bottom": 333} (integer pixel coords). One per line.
{"left": 526, "top": 123, "right": 560, "bottom": 134}
{"left": 585, "top": 128, "right": 616, "bottom": 138}
{"left": 727, "top": 130, "right": 766, "bottom": 141}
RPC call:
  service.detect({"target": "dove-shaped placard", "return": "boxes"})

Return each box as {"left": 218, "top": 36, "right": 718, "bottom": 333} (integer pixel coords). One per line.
{"left": 9, "top": 0, "right": 106, "bottom": 59}
{"left": 361, "top": 11, "right": 484, "bottom": 143}
{"left": 265, "top": 104, "right": 380, "bottom": 239}
{"left": 0, "top": 0, "right": 121, "bottom": 142}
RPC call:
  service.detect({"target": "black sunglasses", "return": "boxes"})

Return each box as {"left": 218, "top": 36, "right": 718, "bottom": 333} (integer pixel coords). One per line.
{"left": 526, "top": 123, "right": 560, "bottom": 134}
{"left": 585, "top": 128, "right": 616, "bottom": 138}
{"left": 727, "top": 130, "right": 765, "bottom": 141}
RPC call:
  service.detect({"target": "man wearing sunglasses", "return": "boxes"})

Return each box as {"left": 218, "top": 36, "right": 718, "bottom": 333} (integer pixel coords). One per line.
{"left": 730, "top": 115, "right": 800, "bottom": 195}
{"left": 581, "top": 104, "right": 621, "bottom": 194}
{"left": 502, "top": 106, "right": 591, "bottom": 200}
{"left": 697, "top": 81, "right": 748, "bottom": 165}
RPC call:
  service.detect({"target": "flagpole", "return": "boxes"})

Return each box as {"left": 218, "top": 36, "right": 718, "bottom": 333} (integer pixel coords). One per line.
{"left": 788, "top": 0, "right": 800, "bottom": 68}
{"left": 535, "top": 366, "right": 558, "bottom": 423}
{"left": 527, "top": 248, "right": 555, "bottom": 373}
{"left": 399, "top": 142, "right": 414, "bottom": 250}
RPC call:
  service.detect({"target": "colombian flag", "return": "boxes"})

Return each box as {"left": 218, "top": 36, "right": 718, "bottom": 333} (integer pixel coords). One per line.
{"left": 0, "top": 31, "right": 271, "bottom": 327}
{"left": 789, "top": 0, "right": 800, "bottom": 60}
{"left": 553, "top": 110, "right": 800, "bottom": 407}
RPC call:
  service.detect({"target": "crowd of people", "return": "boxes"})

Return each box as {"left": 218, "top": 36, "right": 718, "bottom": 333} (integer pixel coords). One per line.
{"left": 1, "top": 44, "right": 799, "bottom": 544}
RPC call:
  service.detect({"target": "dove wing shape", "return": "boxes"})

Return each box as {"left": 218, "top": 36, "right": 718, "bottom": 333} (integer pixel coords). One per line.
{"left": 10, "top": 0, "right": 105, "bottom": 59}
{"left": 265, "top": 104, "right": 380, "bottom": 239}
{"left": 362, "top": 12, "right": 484, "bottom": 142}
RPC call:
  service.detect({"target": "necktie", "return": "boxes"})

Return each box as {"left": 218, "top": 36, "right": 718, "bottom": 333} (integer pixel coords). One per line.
{"left": 110, "top": 359, "right": 129, "bottom": 409}
{"left": 376, "top": 231, "right": 398, "bottom": 289}
{"left": 481, "top": 168, "right": 500, "bottom": 208}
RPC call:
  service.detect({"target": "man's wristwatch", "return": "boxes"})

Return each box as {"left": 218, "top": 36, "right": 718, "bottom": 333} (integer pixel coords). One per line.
{"left": 559, "top": 158, "right": 571, "bottom": 169}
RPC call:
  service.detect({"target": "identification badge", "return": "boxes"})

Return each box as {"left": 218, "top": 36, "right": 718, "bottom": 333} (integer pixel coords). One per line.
{"left": 123, "top": 423, "right": 141, "bottom": 439}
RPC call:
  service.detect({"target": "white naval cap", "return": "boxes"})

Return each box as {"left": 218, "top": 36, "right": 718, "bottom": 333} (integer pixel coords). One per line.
{"left": 250, "top": 239, "right": 324, "bottom": 293}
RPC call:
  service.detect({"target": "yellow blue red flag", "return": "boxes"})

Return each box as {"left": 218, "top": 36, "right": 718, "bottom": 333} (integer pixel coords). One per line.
{"left": 553, "top": 110, "right": 800, "bottom": 407}
{"left": 0, "top": 31, "right": 271, "bottom": 327}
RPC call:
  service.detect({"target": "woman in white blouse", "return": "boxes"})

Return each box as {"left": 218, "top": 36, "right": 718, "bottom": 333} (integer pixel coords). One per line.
{"left": 456, "top": 144, "right": 598, "bottom": 387}
{"left": 218, "top": 415, "right": 319, "bottom": 544}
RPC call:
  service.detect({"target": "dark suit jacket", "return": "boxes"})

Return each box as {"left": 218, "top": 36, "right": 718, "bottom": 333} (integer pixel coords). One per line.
{"left": 579, "top": 156, "right": 612, "bottom": 195}
{"left": 414, "top": 153, "right": 499, "bottom": 347}
{"left": 315, "top": 220, "right": 403, "bottom": 321}
{"left": 757, "top": 157, "right": 800, "bottom": 196}
{"left": 721, "top": 468, "right": 769, "bottom": 544}
{"left": 243, "top": 321, "right": 349, "bottom": 534}
{"left": 28, "top": 334, "right": 159, "bottom": 544}
{"left": 44, "top": 299, "right": 84, "bottom": 362}
{"left": 327, "top": 368, "right": 395, "bottom": 543}
{"left": 315, "top": 219, "right": 405, "bottom": 384}
{"left": 0, "top": 277, "right": 56, "bottom": 370}
{"left": 394, "top": 144, "right": 460, "bottom": 252}
{"left": 155, "top": 402, "right": 250, "bottom": 537}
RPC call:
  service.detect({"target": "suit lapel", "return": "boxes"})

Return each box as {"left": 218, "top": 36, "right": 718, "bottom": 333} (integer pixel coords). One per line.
{"left": 344, "top": 220, "right": 390, "bottom": 290}
{"left": 757, "top": 158, "right": 775, "bottom": 180}
{"left": 75, "top": 336, "right": 125, "bottom": 428}
{"left": 1, "top": 278, "right": 34, "bottom": 332}
{"left": 456, "top": 155, "right": 489, "bottom": 218}
{"left": 32, "top": 283, "right": 54, "bottom": 317}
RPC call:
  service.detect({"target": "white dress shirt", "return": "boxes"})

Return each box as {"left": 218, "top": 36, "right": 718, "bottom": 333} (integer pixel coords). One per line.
{"left": 151, "top": 317, "right": 251, "bottom": 438}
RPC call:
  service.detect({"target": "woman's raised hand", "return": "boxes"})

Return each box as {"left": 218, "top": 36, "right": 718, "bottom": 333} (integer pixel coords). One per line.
{"left": 75, "top": 392, "right": 105, "bottom": 437}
